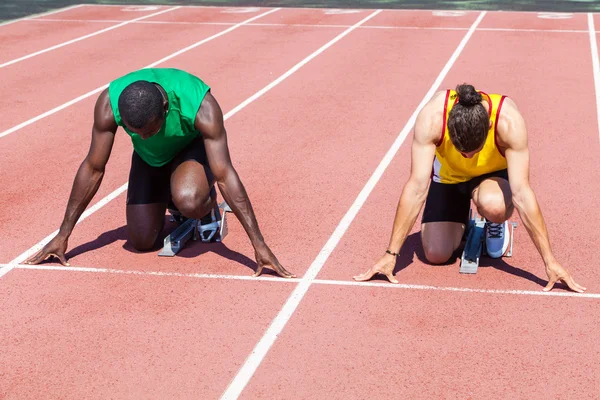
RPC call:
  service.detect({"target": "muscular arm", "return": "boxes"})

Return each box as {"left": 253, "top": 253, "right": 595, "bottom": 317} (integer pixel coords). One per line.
{"left": 354, "top": 92, "right": 441, "bottom": 282}
{"left": 194, "top": 92, "right": 266, "bottom": 248}
{"left": 499, "top": 100, "right": 555, "bottom": 263}
{"left": 25, "top": 89, "right": 117, "bottom": 265}
{"left": 386, "top": 107, "right": 439, "bottom": 254}
{"left": 195, "top": 92, "right": 295, "bottom": 278}
{"left": 499, "top": 99, "right": 585, "bottom": 292}
{"left": 58, "top": 89, "right": 117, "bottom": 238}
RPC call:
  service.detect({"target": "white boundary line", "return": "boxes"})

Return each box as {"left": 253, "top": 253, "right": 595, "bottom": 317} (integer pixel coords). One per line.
{"left": 8, "top": 264, "right": 599, "bottom": 299}
{"left": 0, "top": 8, "right": 279, "bottom": 140}
{"left": 0, "top": 7, "right": 181, "bottom": 69}
{"left": 0, "top": 4, "right": 84, "bottom": 27}
{"left": 12, "top": 264, "right": 300, "bottom": 283}
{"left": 3, "top": 8, "right": 381, "bottom": 275}
{"left": 588, "top": 13, "right": 600, "bottom": 142}
{"left": 219, "top": 10, "right": 487, "bottom": 400}
{"left": 22, "top": 18, "right": 594, "bottom": 33}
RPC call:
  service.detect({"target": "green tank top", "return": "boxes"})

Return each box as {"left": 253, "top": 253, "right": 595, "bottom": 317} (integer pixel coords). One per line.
{"left": 108, "top": 68, "right": 211, "bottom": 167}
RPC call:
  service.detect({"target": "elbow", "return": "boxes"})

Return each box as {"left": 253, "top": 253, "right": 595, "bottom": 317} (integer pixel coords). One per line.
{"left": 511, "top": 185, "right": 532, "bottom": 211}
{"left": 406, "top": 179, "right": 429, "bottom": 203}
{"left": 83, "top": 158, "right": 105, "bottom": 176}
{"left": 214, "top": 164, "right": 236, "bottom": 185}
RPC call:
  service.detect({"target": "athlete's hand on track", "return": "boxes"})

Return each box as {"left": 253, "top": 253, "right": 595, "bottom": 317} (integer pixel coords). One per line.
{"left": 544, "top": 261, "right": 586, "bottom": 293}
{"left": 353, "top": 253, "right": 399, "bottom": 284}
{"left": 24, "top": 235, "right": 70, "bottom": 266}
{"left": 253, "top": 244, "right": 296, "bottom": 278}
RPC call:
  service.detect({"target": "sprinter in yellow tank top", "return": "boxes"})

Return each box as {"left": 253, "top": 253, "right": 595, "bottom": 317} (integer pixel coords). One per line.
{"left": 354, "top": 84, "right": 585, "bottom": 293}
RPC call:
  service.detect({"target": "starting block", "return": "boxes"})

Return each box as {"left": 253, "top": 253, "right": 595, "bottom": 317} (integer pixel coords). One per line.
{"left": 158, "top": 201, "right": 232, "bottom": 257}
{"left": 459, "top": 209, "right": 517, "bottom": 274}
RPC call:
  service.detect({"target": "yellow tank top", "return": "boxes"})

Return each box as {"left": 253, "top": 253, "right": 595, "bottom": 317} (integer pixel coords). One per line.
{"left": 432, "top": 89, "right": 508, "bottom": 184}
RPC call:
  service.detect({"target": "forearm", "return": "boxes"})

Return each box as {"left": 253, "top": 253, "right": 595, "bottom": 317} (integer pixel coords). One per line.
{"left": 58, "top": 160, "right": 104, "bottom": 238}
{"left": 216, "top": 168, "right": 265, "bottom": 249}
{"left": 512, "top": 186, "right": 555, "bottom": 265}
{"left": 387, "top": 181, "right": 428, "bottom": 253}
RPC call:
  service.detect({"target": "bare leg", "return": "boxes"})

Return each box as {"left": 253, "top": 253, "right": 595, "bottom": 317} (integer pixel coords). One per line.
{"left": 421, "top": 222, "right": 465, "bottom": 264}
{"left": 126, "top": 203, "right": 167, "bottom": 251}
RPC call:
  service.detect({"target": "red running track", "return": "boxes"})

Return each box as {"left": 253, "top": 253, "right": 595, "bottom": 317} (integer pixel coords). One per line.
{"left": 0, "top": 6, "right": 598, "bottom": 399}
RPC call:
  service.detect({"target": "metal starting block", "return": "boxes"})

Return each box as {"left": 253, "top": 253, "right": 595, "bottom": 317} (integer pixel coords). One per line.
{"left": 459, "top": 209, "right": 517, "bottom": 274}
{"left": 158, "top": 201, "right": 232, "bottom": 257}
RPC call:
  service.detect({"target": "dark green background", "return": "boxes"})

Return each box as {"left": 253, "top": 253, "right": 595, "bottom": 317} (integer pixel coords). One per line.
{"left": 2, "top": 0, "right": 599, "bottom": 23}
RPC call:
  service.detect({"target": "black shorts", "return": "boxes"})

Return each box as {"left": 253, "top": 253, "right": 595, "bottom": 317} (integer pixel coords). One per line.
{"left": 421, "top": 169, "right": 509, "bottom": 224}
{"left": 126, "top": 136, "right": 210, "bottom": 205}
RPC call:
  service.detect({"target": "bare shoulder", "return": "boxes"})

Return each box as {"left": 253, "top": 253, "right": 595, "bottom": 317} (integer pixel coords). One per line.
{"left": 413, "top": 90, "right": 447, "bottom": 145}
{"left": 194, "top": 91, "right": 225, "bottom": 138}
{"left": 94, "top": 88, "right": 118, "bottom": 133}
{"left": 496, "top": 96, "right": 528, "bottom": 150}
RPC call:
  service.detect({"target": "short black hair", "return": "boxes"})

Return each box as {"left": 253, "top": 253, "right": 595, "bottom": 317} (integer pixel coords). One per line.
{"left": 118, "top": 80, "right": 164, "bottom": 129}
{"left": 447, "top": 83, "right": 490, "bottom": 153}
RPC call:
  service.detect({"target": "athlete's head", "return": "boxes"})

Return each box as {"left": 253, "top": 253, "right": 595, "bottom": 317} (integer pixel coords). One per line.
{"left": 118, "top": 80, "right": 167, "bottom": 139}
{"left": 447, "top": 83, "right": 490, "bottom": 158}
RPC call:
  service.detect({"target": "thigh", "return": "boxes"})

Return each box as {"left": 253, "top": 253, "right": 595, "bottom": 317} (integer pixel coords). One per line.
{"left": 125, "top": 151, "right": 170, "bottom": 248}
{"left": 422, "top": 180, "right": 471, "bottom": 225}
{"left": 420, "top": 181, "right": 470, "bottom": 262}
{"left": 127, "top": 150, "right": 171, "bottom": 206}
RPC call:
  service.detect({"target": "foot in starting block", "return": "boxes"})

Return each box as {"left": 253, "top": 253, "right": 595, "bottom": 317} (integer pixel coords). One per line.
{"left": 460, "top": 210, "right": 486, "bottom": 274}
{"left": 158, "top": 201, "right": 232, "bottom": 257}
{"left": 459, "top": 209, "right": 517, "bottom": 274}
{"left": 198, "top": 202, "right": 231, "bottom": 243}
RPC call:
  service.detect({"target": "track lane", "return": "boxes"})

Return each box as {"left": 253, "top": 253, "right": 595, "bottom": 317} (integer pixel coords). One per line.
{"left": 0, "top": 21, "right": 357, "bottom": 263}
{"left": 319, "top": 16, "right": 597, "bottom": 293}
{"left": 0, "top": 268, "right": 296, "bottom": 399}
{"left": 240, "top": 284, "right": 600, "bottom": 399}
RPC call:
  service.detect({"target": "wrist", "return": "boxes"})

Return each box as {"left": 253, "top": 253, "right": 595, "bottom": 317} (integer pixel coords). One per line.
{"left": 252, "top": 238, "right": 268, "bottom": 252}
{"left": 57, "top": 226, "right": 72, "bottom": 240}
{"left": 543, "top": 254, "right": 557, "bottom": 267}
{"left": 385, "top": 249, "right": 400, "bottom": 257}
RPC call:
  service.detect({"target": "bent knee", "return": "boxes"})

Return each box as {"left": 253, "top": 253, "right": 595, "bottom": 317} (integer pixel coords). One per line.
{"left": 423, "top": 245, "right": 455, "bottom": 265}
{"left": 476, "top": 192, "right": 512, "bottom": 223}
{"left": 128, "top": 234, "right": 159, "bottom": 251}
{"left": 172, "top": 188, "right": 213, "bottom": 217}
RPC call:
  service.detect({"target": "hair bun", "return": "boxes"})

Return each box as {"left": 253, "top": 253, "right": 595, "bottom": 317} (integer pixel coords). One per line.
{"left": 456, "top": 83, "right": 481, "bottom": 107}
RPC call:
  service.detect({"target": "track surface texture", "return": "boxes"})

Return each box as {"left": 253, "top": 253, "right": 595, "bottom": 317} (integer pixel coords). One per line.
{"left": 1, "top": 5, "right": 598, "bottom": 400}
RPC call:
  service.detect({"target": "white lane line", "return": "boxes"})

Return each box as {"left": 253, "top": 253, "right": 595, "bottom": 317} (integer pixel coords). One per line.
{"left": 22, "top": 18, "right": 594, "bottom": 33}
{"left": 312, "top": 278, "right": 600, "bottom": 298}
{"left": 219, "top": 11, "right": 487, "bottom": 400}
{"left": 9, "top": 264, "right": 598, "bottom": 299}
{"left": 0, "top": 4, "right": 84, "bottom": 27}
{"left": 29, "top": 18, "right": 239, "bottom": 25}
{"left": 588, "top": 13, "right": 600, "bottom": 142}
{"left": 0, "top": 8, "right": 279, "bottom": 140}
{"left": 0, "top": 7, "right": 181, "bottom": 69}
{"left": 12, "top": 264, "right": 302, "bottom": 283}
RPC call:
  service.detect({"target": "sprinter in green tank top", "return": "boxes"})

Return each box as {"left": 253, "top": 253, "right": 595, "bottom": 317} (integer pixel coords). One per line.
{"left": 25, "top": 68, "right": 296, "bottom": 279}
